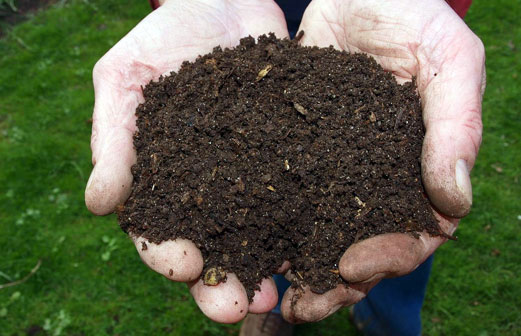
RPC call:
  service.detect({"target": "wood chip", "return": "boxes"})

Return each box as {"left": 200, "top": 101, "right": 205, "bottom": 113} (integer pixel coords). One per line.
{"left": 181, "top": 191, "right": 190, "bottom": 204}
{"left": 236, "top": 177, "right": 245, "bottom": 192}
{"left": 354, "top": 196, "right": 365, "bottom": 207}
{"left": 354, "top": 105, "right": 366, "bottom": 114}
{"left": 256, "top": 64, "right": 273, "bottom": 81}
{"left": 293, "top": 102, "right": 308, "bottom": 115}
{"left": 205, "top": 58, "right": 217, "bottom": 66}
{"left": 203, "top": 267, "right": 226, "bottom": 286}
{"left": 267, "top": 185, "right": 276, "bottom": 192}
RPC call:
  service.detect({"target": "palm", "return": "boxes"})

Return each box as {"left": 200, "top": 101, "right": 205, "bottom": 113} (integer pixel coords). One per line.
{"left": 280, "top": 0, "right": 485, "bottom": 323}
{"left": 86, "top": 0, "right": 289, "bottom": 324}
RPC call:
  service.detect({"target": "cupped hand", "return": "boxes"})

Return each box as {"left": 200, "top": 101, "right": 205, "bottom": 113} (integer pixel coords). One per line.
{"left": 281, "top": 0, "right": 485, "bottom": 323}
{"left": 85, "top": 0, "right": 289, "bottom": 323}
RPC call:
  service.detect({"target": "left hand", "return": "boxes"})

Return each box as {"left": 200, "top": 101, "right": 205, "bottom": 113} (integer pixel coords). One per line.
{"left": 281, "top": 0, "right": 485, "bottom": 323}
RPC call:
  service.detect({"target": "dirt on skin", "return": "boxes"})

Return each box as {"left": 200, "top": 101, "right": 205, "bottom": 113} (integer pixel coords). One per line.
{"left": 118, "top": 33, "right": 442, "bottom": 301}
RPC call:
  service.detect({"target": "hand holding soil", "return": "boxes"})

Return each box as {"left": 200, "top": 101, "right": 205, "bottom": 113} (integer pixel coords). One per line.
{"left": 281, "top": 0, "right": 485, "bottom": 323}
{"left": 85, "top": 0, "right": 289, "bottom": 323}
{"left": 85, "top": 0, "right": 485, "bottom": 325}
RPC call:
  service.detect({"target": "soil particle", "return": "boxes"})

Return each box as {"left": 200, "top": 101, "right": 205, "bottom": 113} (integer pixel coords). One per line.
{"left": 119, "top": 34, "right": 440, "bottom": 301}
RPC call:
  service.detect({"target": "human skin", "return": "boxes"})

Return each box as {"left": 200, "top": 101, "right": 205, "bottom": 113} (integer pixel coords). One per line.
{"left": 280, "top": 0, "right": 485, "bottom": 323}
{"left": 85, "top": 0, "right": 289, "bottom": 323}
{"left": 85, "top": 0, "right": 485, "bottom": 325}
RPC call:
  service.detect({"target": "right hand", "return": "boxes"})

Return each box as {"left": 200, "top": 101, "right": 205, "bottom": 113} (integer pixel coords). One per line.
{"left": 85, "top": 0, "right": 289, "bottom": 323}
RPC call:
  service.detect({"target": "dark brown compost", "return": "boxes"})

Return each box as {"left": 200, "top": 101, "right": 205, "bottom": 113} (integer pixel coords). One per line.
{"left": 119, "top": 34, "right": 441, "bottom": 300}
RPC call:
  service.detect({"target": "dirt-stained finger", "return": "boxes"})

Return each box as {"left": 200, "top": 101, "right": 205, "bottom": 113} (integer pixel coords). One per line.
{"left": 133, "top": 236, "right": 203, "bottom": 282}
{"left": 85, "top": 126, "right": 136, "bottom": 215}
{"left": 340, "top": 212, "right": 458, "bottom": 283}
{"left": 189, "top": 273, "right": 249, "bottom": 324}
{"left": 248, "top": 277, "right": 279, "bottom": 314}
{"left": 280, "top": 281, "right": 378, "bottom": 323}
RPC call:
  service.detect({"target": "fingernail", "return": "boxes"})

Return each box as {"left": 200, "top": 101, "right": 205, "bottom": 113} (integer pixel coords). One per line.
{"left": 455, "top": 159, "right": 472, "bottom": 205}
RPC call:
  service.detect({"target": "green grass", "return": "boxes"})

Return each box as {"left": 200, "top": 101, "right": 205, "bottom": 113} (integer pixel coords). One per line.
{"left": 0, "top": 0, "right": 520, "bottom": 335}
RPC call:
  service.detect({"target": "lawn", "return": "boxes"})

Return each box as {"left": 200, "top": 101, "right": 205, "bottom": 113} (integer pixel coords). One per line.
{"left": 0, "top": 0, "right": 519, "bottom": 335}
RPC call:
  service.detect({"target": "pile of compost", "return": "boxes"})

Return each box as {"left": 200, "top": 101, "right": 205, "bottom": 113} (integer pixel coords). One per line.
{"left": 119, "top": 33, "right": 440, "bottom": 300}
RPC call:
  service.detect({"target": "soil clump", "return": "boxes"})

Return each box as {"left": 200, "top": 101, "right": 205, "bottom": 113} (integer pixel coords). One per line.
{"left": 119, "top": 33, "right": 441, "bottom": 300}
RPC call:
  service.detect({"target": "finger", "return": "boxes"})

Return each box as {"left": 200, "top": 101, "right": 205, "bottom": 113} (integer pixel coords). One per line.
{"left": 232, "top": 1, "right": 290, "bottom": 39}
{"left": 418, "top": 17, "right": 485, "bottom": 218}
{"left": 189, "top": 273, "right": 249, "bottom": 323}
{"left": 296, "top": 0, "right": 343, "bottom": 49}
{"left": 133, "top": 236, "right": 203, "bottom": 282}
{"left": 276, "top": 261, "right": 291, "bottom": 274}
{"left": 85, "top": 60, "right": 144, "bottom": 215}
{"left": 280, "top": 281, "right": 378, "bottom": 324}
{"left": 340, "top": 213, "right": 458, "bottom": 283}
{"left": 248, "top": 277, "right": 279, "bottom": 314}
{"left": 85, "top": 125, "right": 136, "bottom": 215}
{"left": 340, "top": 233, "right": 428, "bottom": 283}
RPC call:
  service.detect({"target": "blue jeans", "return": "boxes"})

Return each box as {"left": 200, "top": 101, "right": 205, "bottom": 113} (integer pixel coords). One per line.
{"left": 272, "top": 256, "right": 434, "bottom": 336}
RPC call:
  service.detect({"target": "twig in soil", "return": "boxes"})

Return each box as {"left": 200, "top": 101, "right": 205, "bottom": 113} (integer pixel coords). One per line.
{"left": 211, "top": 166, "right": 218, "bottom": 178}
{"left": 354, "top": 196, "right": 366, "bottom": 208}
{"left": 353, "top": 105, "right": 367, "bottom": 114}
{"left": 312, "top": 222, "right": 318, "bottom": 240}
{"left": 293, "top": 271, "right": 306, "bottom": 293}
{"left": 0, "top": 259, "right": 42, "bottom": 290}
{"left": 394, "top": 108, "right": 405, "bottom": 130}
{"left": 294, "top": 30, "right": 305, "bottom": 43}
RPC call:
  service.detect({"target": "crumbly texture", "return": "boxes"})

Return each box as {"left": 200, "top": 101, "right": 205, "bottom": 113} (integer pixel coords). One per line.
{"left": 119, "top": 34, "right": 441, "bottom": 301}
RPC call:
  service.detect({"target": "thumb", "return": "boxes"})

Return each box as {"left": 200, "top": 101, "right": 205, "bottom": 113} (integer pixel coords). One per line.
{"left": 85, "top": 60, "right": 141, "bottom": 215}
{"left": 419, "top": 22, "right": 485, "bottom": 218}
